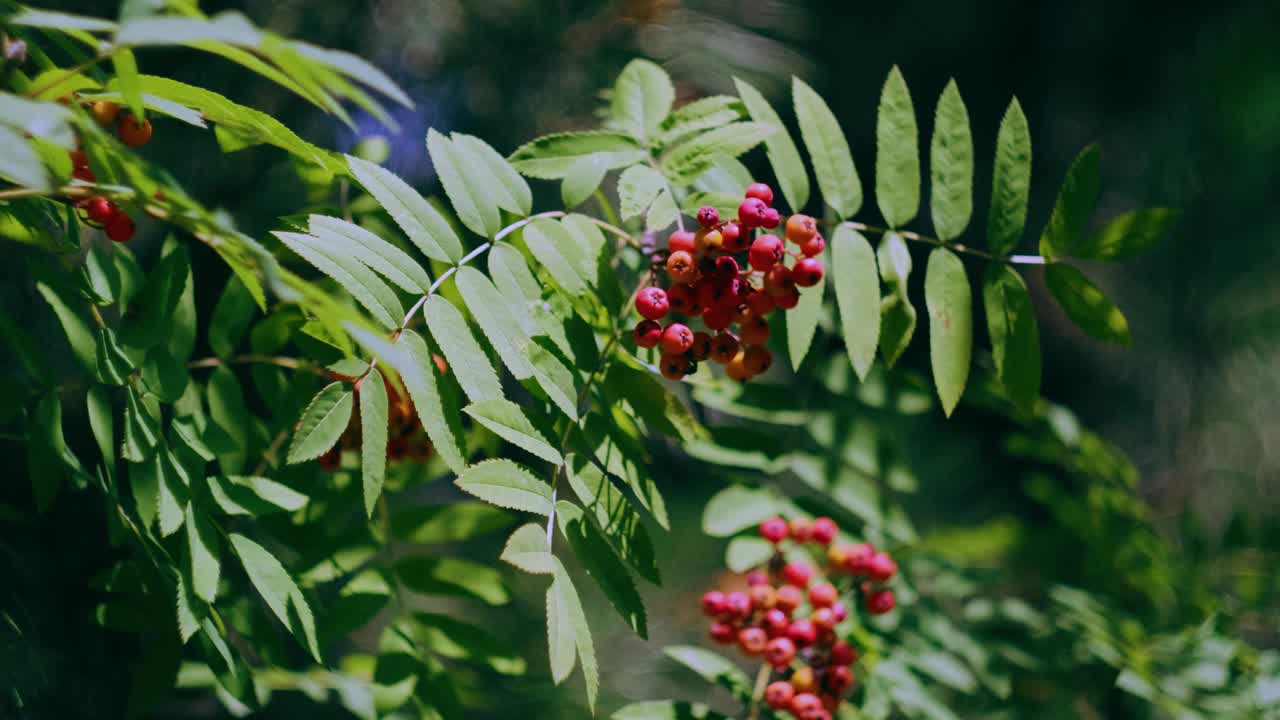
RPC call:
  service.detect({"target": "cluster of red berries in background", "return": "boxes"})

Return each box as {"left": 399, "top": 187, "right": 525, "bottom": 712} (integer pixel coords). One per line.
{"left": 66, "top": 101, "right": 154, "bottom": 243}
{"left": 699, "top": 516, "right": 898, "bottom": 720}
{"left": 633, "top": 182, "right": 826, "bottom": 382}
{"left": 314, "top": 358, "right": 447, "bottom": 470}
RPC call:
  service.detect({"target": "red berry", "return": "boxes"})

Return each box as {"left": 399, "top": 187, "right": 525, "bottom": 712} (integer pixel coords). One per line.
{"left": 831, "top": 601, "right": 848, "bottom": 622}
{"left": 714, "top": 255, "right": 740, "bottom": 278}
{"left": 696, "top": 205, "right": 720, "bottom": 228}
{"left": 104, "top": 212, "right": 135, "bottom": 242}
{"left": 72, "top": 164, "right": 96, "bottom": 183}
{"left": 668, "top": 230, "right": 697, "bottom": 253}
{"left": 810, "top": 517, "right": 838, "bottom": 545}
{"left": 774, "top": 286, "right": 801, "bottom": 310}
{"left": 69, "top": 150, "right": 89, "bottom": 170}
{"left": 745, "top": 182, "right": 774, "bottom": 206}
{"left": 808, "top": 582, "right": 838, "bottom": 608}
{"left": 867, "top": 552, "right": 897, "bottom": 583}
{"left": 763, "top": 264, "right": 795, "bottom": 297}
{"left": 843, "top": 543, "right": 875, "bottom": 574}
{"left": 760, "top": 516, "right": 788, "bottom": 543}
{"left": 117, "top": 115, "right": 153, "bottom": 147}
{"left": 666, "top": 250, "right": 698, "bottom": 284}
{"left": 661, "top": 323, "right": 694, "bottom": 355}
{"left": 738, "top": 312, "right": 769, "bottom": 345}
{"left": 790, "top": 692, "right": 822, "bottom": 717}
{"left": 709, "top": 621, "right": 736, "bottom": 644}
{"left": 765, "top": 680, "right": 796, "bottom": 709}
{"left": 776, "top": 584, "right": 803, "bottom": 614}
{"left": 786, "top": 619, "right": 817, "bottom": 647}
{"left": 789, "top": 518, "right": 812, "bottom": 542}
{"left": 827, "top": 665, "right": 854, "bottom": 694}
{"left": 666, "top": 284, "right": 697, "bottom": 315}
{"left": 738, "top": 626, "right": 768, "bottom": 655}
{"left": 746, "top": 570, "right": 769, "bottom": 586}
{"left": 830, "top": 641, "right": 856, "bottom": 666}
{"left": 634, "top": 320, "right": 663, "bottom": 348}
{"left": 659, "top": 353, "right": 691, "bottom": 380}
{"left": 720, "top": 222, "right": 746, "bottom": 252}
{"left": 746, "top": 290, "right": 775, "bottom": 316}
{"left": 689, "top": 331, "right": 712, "bottom": 361}
{"left": 793, "top": 258, "right": 824, "bottom": 287}
{"left": 786, "top": 214, "right": 818, "bottom": 244}
{"left": 701, "top": 590, "right": 727, "bottom": 617}
{"left": 761, "top": 207, "right": 781, "bottom": 229}
{"left": 865, "top": 588, "right": 896, "bottom": 615}
{"left": 699, "top": 304, "right": 730, "bottom": 331}
{"left": 742, "top": 345, "right": 772, "bottom": 375}
{"left": 709, "top": 331, "right": 740, "bottom": 365}
{"left": 765, "top": 637, "right": 797, "bottom": 669}
{"left": 801, "top": 233, "right": 826, "bottom": 257}
{"left": 725, "top": 591, "right": 752, "bottom": 619}
{"left": 748, "top": 234, "right": 784, "bottom": 270}
{"left": 748, "top": 584, "right": 777, "bottom": 611}
{"left": 635, "top": 286, "right": 670, "bottom": 320}
{"left": 317, "top": 447, "right": 340, "bottom": 470}
{"left": 811, "top": 607, "right": 837, "bottom": 630}
{"left": 85, "top": 196, "right": 116, "bottom": 224}
{"left": 738, "top": 197, "right": 768, "bottom": 228}
{"left": 782, "top": 562, "right": 813, "bottom": 588}
{"left": 763, "top": 608, "right": 790, "bottom": 637}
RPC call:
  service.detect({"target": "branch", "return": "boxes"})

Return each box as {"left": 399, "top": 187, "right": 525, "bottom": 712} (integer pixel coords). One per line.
{"left": 188, "top": 354, "right": 328, "bottom": 376}
{"left": 748, "top": 663, "right": 771, "bottom": 720}
{"left": 839, "top": 221, "right": 1051, "bottom": 266}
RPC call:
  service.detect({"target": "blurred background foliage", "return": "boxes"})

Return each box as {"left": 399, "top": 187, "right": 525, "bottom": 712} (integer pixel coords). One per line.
{"left": 2, "top": 1, "right": 1279, "bottom": 718}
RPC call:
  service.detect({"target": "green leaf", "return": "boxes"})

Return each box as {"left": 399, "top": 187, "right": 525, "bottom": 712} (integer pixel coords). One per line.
{"left": 611, "top": 59, "right": 674, "bottom": 143}
{"left": 452, "top": 132, "right": 532, "bottom": 216}
{"left": 657, "top": 95, "right": 742, "bottom": 146}
{"left": 205, "top": 366, "right": 249, "bottom": 473}
{"left": 876, "top": 65, "right": 920, "bottom": 227}
{"left": 679, "top": 191, "right": 740, "bottom": 219}
{"left": 9, "top": 8, "right": 119, "bottom": 31}
{"left": 171, "top": 417, "right": 214, "bottom": 463}
{"left": 229, "top": 533, "right": 322, "bottom": 662}
{"left": 877, "top": 232, "right": 916, "bottom": 366}
{"left": 924, "top": 248, "right": 973, "bottom": 416}
{"left": 35, "top": 280, "right": 97, "bottom": 377}
{"left": 618, "top": 164, "right": 666, "bottom": 221}
{"left": 421, "top": 295, "right": 503, "bottom": 403}
{"left": 562, "top": 506, "right": 647, "bottom": 638}
{"left": 175, "top": 574, "right": 200, "bottom": 644}
{"left": 130, "top": 453, "right": 160, "bottom": 529}
{"left": 785, "top": 255, "right": 825, "bottom": 369}
{"left": 274, "top": 231, "right": 402, "bottom": 327}
{"left": 96, "top": 327, "right": 135, "bottom": 385}
{"left": 664, "top": 646, "right": 752, "bottom": 696}
{"left": 735, "top": 78, "right": 809, "bottom": 211}
{"left": 413, "top": 612, "right": 526, "bottom": 675}
{"left": 427, "top": 128, "right": 500, "bottom": 238}
{"left": 396, "top": 556, "right": 509, "bottom": 605}
{"left": 391, "top": 502, "right": 513, "bottom": 544}
{"left": 613, "top": 701, "right": 729, "bottom": 720}
{"left": 561, "top": 154, "right": 609, "bottom": 208}
{"left": 662, "top": 122, "right": 775, "bottom": 186}
{"left": 530, "top": 343, "right": 579, "bottom": 420}
{"left": 983, "top": 265, "right": 1041, "bottom": 414}
{"left": 987, "top": 98, "right": 1032, "bottom": 256}
{"left": 112, "top": 49, "right": 146, "bottom": 122}
{"left": 551, "top": 559, "right": 597, "bottom": 710}
{"left": 454, "top": 459, "right": 553, "bottom": 516}
{"left": 646, "top": 190, "right": 679, "bottom": 233}
{"left": 793, "top": 76, "right": 860, "bottom": 218}
{"left": 508, "top": 131, "right": 646, "bottom": 179}
{"left": 831, "top": 225, "right": 880, "bottom": 381}
{"left": 80, "top": 241, "right": 121, "bottom": 306}
{"left": 455, "top": 267, "right": 535, "bottom": 380}
{"left": 308, "top": 215, "right": 432, "bottom": 293}
{"left": 693, "top": 156, "right": 752, "bottom": 196}
{"left": 930, "top": 80, "right": 974, "bottom": 242}
{"left": 1039, "top": 144, "right": 1100, "bottom": 258}
{"left": 122, "top": 385, "right": 160, "bottom": 462}
{"left": 702, "top": 485, "right": 783, "bottom": 538}
{"left": 347, "top": 154, "right": 463, "bottom": 263}
{"left": 500, "top": 523, "right": 556, "bottom": 574}
{"left": 186, "top": 504, "right": 220, "bottom": 603}
{"left": 0, "top": 126, "right": 49, "bottom": 190}
{"left": 1073, "top": 208, "right": 1179, "bottom": 261}
{"left": 86, "top": 386, "right": 114, "bottom": 469}
{"left": 564, "top": 455, "right": 660, "bottom": 584}
{"left": 286, "top": 382, "right": 353, "bottom": 464}
{"left": 524, "top": 217, "right": 588, "bottom": 295}
{"left": 725, "top": 536, "right": 774, "bottom": 573}
{"left": 464, "top": 399, "right": 562, "bottom": 465}
{"left": 206, "top": 475, "right": 308, "bottom": 516}
{"left": 156, "top": 448, "right": 188, "bottom": 537}
{"left": 359, "top": 369, "right": 388, "bottom": 518}
{"left": 1044, "top": 264, "right": 1130, "bottom": 344}
{"left": 603, "top": 364, "right": 706, "bottom": 443}
{"left": 383, "top": 328, "right": 468, "bottom": 472}
{"left": 209, "top": 275, "right": 259, "bottom": 357}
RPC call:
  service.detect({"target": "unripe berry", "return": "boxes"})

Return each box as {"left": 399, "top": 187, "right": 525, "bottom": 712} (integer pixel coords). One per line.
{"left": 808, "top": 582, "right": 838, "bottom": 608}
{"left": 763, "top": 608, "right": 790, "bottom": 637}
{"left": 765, "top": 680, "right": 796, "bottom": 709}
{"left": 827, "top": 665, "right": 854, "bottom": 694}
{"left": 104, "top": 212, "right": 135, "bottom": 242}
{"left": 745, "top": 182, "right": 774, "bottom": 206}
{"left": 790, "top": 692, "right": 822, "bottom": 717}
{"left": 811, "top": 607, "right": 837, "bottom": 631}
{"left": 117, "top": 115, "right": 153, "bottom": 146}
{"left": 659, "top": 353, "right": 691, "bottom": 380}
{"left": 738, "top": 197, "right": 768, "bottom": 227}
{"left": 865, "top": 588, "right": 896, "bottom": 615}
{"left": 760, "top": 516, "right": 788, "bottom": 543}
{"left": 830, "top": 640, "right": 856, "bottom": 666}
{"left": 696, "top": 205, "right": 720, "bottom": 228}
{"left": 738, "top": 626, "right": 768, "bottom": 655}
{"left": 739, "top": 313, "right": 769, "bottom": 346}
{"left": 701, "top": 304, "right": 733, "bottom": 331}
{"left": 761, "top": 207, "right": 781, "bottom": 229}
{"left": 748, "top": 233, "right": 784, "bottom": 270}
{"left": 709, "top": 621, "right": 736, "bottom": 644}
{"left": 634, "top": 320, "right": 663, "bottom": 348}
{"left": 763, "top": 264, "right": 795, "bottom": 297}
{"left": 866, "top": 552, "right": 897, "bottom": 583}
{"left": 635, "top": 286, "right": 670, "bottom": 320}
{"left": 774, "top": 286, "right": 801, "bottom": 310}
{"left": 789, "top": 518, "right": 812, "bottom": 542}
{"left": 782, "top": 562, "right": 813, "bottom": 588}
{"left": 725, "top": 350, "right": 752, "bottom": 381}
{"left": 801, "top": 233, "right": 826, "bottom": 257}
{"left": 85, "top": 196, "right": 116, "bottom": 224}
{"left": 668, "top": 230, "right": 697, "bottom": 253}
{"left": 695, "top": 228, "right": 723, "bottom": 253}
{"left": 701, "top": 590, "right": 727, "bottom": 617}
{"left": 721, "top": 591, "right": 750, "bottom": 619}
{"left": 90, "top": 101, "right": 120, "bottom": 126}
{"left": 742, "top": 345, "right": 772, "bottom": 375}
{"left": 666, "top": 250, "right": 697, "bottom": 284}
{"left": 786, "top": 619, "right": 817, "bottom": 647}
{"left": 776, "top": 584, "right": 803, "bottom": 614}
{"left": 764, "top": 636, "right": 797, "bottom": 668}
{"left": 748, "top": 584, "right": 777, "bottom": 611}
{"left": 785, "top": 214, "right": 818, "bottom": 244}
{"left": 810, "top": 517, "right": 838, "bottom": 545}
{"left": 720, "top": 222, "right": 747, "bottom": 252}
{"left": 666, "top": 284, "right": 698, "bottom": 315}
{"left": 746, "top": 570, "right": 769, "bottom": 586}
{"left": 827, "top": 544, "right": 848, "bottom": 568}
{"left": 709, "top": 332, "right": 740, "bottom": 365}
{"left": 661, "top": 323, "right": 694, "bottom": 355}
{"left": 793, "top": 258, "right": 824, "bottom": 287}
{"left": 689, "top": 331, "right": 712, "bottom": 361}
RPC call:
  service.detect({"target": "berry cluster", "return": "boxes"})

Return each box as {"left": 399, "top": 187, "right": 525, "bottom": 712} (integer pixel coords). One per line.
{"left": 66, "top": 101, "right": 154, "bottom": 243}
{"left": 86, "top": 100, "right": 154, "bottom": 147}
{"left": 633, "top": 183, "right": 825, "bottom": 382}
{"left": 699, "top": 516, "right": 898, "bottom": 720}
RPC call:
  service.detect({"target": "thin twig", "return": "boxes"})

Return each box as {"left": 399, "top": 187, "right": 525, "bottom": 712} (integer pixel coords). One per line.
{"left": 253, "top": 427, "right": 290, "bottom": 476}
{"left": 840, "top": 221, "right": 1052, "bottom": 266}
{"left": 187, "top": 354, "right": 327, "bottom": 376}
{"left": 748, "top": 663, "right": 771, "bottom": 720}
